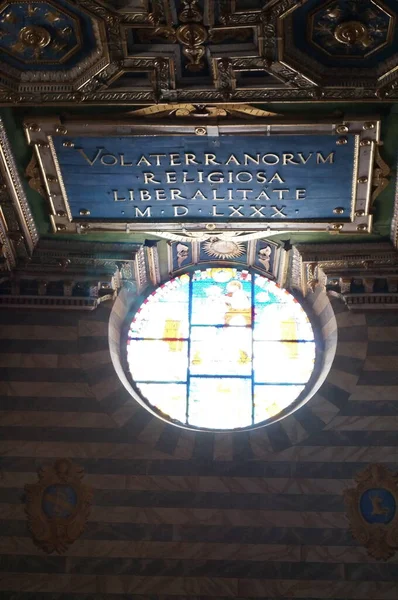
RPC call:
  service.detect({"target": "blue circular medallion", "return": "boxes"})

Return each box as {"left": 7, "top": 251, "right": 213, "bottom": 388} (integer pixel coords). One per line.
{"left": 360, "top": 488, "right": 396, "bottom": 525}
{"left": 42, "top": 484, "right": 77, "bottom": 519}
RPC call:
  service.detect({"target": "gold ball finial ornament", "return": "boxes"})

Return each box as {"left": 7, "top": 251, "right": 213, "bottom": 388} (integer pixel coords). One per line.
{"left": 18, "top": 25, "right": 51, "bottom": 49}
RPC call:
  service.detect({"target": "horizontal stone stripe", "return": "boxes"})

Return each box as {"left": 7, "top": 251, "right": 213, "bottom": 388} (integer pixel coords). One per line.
{"left": 0, "top": 521, "right": 355, "bottom": 545}
{"left": 334, "top": 342, "right": 367, "bottom": 360}
{"left": 0, "top": 441, "right": 169, "bottom": 460}
{"left": 364, "top": 356, "right": 398, "bottom": 371}
{"left": 335, "top": 312, "right": 365, "bottom": 329}
{"left": 329, "top": 355, "right": 363, "bottom": 376}
{"left": 0, "top": 367, "right": 86, "bottom": 383}
{"left": 0, "top": 325, "right": 77, "bottom": 340}
{"left": 366, "top": 313, "right": 398, "bottom": 327}
{"left": 349, "top": 385, "right": 398, "bottom": 401}
{"left": 336, "top": 325, "right": 367, "bottom": 342}
{"left": 367, "top": 341, "right": 398, "bottom": 355}
{"left": 339, "top": 400, "right": 398, "bottom": 416}
{"left": 274, "top": 445, "right": 397, "bottom": 462}
{"left": 3, "top": 537, "right": 397, "bottom": 564}
{"left": 0, "top": 339, "right": 80, "bottom": 354}
{"left": 1, "top": 574, "right": 396, "bottom": 598}
{"left": 0, "top": 382, "right": 94, "bottom": 398}
{"left": 368, "top": 326, "right": 398, "bottom": 341}
{"left": 80, "top": 350, "right": 112, "bottom": 370}
{"left": 0, "top": 555, "right": 344, "bottom": 580}
{"left": 0, "top": 396, "right": 104, "bottom": 413}
{"left": 78, "top": 320, "right": 108, "bottom": 337}
{"left": 297, "top": 430, "right": 398, "bottom": 446}
{"left": 0, "top": 354, "right": 81, "bottom": 368}
{"left": 0, "top": 411, "right": 115, "bottom": 429}
{"left": 358, "top": 371, "right": 398, "bottom": 385}
{"left": 0, "top": 472, "right": 355, "bottom": 494}
{"left": 325, "top": 416, "right": 398, "bottom": 431}
{"left": 0, "top": 426, "right": 129, "bottom": 442}
{"left": 0, "top": 456, "right": 395, "bottom": 479}
{"left": 0, "top": 503, "right": 348, "bottom": 529}
{"left": 78, "top": 336, "right": 109, "bottom": 354}
{"left": 80, "top": 490, "right": 346, "bottom": 512}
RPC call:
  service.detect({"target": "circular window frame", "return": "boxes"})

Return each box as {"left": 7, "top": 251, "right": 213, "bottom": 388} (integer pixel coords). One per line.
{"left": 118, "top": 267, "right": 328, "bottom": 433}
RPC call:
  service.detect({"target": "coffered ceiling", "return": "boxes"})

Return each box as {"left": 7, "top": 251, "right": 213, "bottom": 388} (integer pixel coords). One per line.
{"left": 1, "top": 0, "right": 398, "bottom": 105}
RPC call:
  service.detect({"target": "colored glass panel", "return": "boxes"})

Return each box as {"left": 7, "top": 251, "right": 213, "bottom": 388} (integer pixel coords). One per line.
{"left": 127, "top": 269, "right": 315, "bottom": 429}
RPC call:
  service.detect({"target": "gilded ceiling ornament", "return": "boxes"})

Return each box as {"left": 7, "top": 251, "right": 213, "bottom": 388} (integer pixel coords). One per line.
{"left": 344, "top": 464, "right": 398, "bottom": 560}
{"left": 25, "top": 459, "right": 93, "bottom": 554}
{"left": 202, "top": 238, "right": 246, "bottom": 259}
{"left": 334, "top": 21, "right": 372, "bottom": 48}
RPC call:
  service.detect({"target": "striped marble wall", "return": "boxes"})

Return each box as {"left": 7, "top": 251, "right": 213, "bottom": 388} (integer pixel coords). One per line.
{"left": 0, "top": 290, "right": 397, "bottom": 600}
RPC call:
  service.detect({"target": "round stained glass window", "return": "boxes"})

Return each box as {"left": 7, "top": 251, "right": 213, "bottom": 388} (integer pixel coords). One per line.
{"left": 126, "top": 268, "right": 315, "bottom": 431}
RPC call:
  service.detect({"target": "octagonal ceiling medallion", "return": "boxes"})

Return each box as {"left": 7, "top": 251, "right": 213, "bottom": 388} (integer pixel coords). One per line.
{"left": 0, "top": 0, "right": 109, "bottom": 94}
{"left": 309, "top": 0, "right": 395, "bottom": 59}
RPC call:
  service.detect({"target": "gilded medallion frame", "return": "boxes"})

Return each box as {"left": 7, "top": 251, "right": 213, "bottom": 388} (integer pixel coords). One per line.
{"left": 24, "top": 112, "right": 382, "bottom": 236}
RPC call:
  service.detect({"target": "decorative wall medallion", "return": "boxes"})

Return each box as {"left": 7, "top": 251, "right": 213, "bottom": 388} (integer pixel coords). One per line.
{"left": 25, "top": 459, "right": 93, "bottom": 554}
{"left": 202, "top": 238, "right": 246, "bottom": 260}
{"left": 344, "top": 464, "right": 398, "bottom": 560}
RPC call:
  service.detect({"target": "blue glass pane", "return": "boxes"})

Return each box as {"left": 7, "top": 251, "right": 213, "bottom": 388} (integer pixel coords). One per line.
{"left": 191, "top": 268, "right": 252, "bottom": 326}
{"left": 190, "top": 326, "right": 252, "bottom": 376}
{"left": 130, "top": 275, "right": 189, "bottom": 338}
{"left": 128, "top": 340, "right": 188, "bottom": 382}
{"left": 254, "top": 385, "right": 305, "bottom": 422}
{"left": 188, "top": 377, "right": 252, "bottom": 429}
{"left": 138, "top": 383, "right": 187, "bottom": 423}
{"left": 253, "top": 341, "right": 315, "bottom": 384}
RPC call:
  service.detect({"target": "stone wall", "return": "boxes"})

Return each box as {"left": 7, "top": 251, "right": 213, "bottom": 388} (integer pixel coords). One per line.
{"left": 0, "top": 291, "right": 397, "bottom": 599}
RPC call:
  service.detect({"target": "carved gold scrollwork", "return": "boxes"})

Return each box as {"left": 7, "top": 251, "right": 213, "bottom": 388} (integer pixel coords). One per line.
{"left": 25, "top": 154, "right": 46, "bottom": 198}
{"left": 371, "top": 145, "right": 391, "bottom": 203}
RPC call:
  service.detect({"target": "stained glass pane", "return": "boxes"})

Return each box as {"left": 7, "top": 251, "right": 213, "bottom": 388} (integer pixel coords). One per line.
{"left": 254, "top": 385, "right": 305, "bottom": 421}
{"left": 188, "top": 378, "right": 252, "bottom": 429}
{"left": 190, "top": 326, "right": 252, "bottom": 376}
{"left": 126, "top": 269, "right": 316, "bottom": 430}
{"left": 138, "top": 383, "right": 187, "bottom": 423}
{"left": 191, "top": 268, "right": 252, "bottom": 326}
{"left": 128, "top": 340, "right": 188, "bottom": 382}
{"left": 253, "top": 341, "right": 315, "bottom": 384}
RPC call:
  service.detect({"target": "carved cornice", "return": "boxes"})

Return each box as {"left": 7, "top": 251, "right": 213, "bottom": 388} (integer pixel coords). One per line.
{"left": 0, "top": 117, "right": 38, "bottom": 269}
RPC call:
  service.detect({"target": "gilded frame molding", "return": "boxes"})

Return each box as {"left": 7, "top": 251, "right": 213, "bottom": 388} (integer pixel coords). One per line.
{"left": 24, "top": 114, "right": 381, "bottom": 236}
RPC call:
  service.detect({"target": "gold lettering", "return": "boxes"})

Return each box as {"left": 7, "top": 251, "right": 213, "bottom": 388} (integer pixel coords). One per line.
{"left": 256, "top": 172, "right": 267, "bottom": 184}
{"left": 170, "top": 153, "right": 181, "bottom": 166}
{"left": 225, "top": 154, "right": 240, "bottom": 166}
{"left": 269, "top": 172, "right": 284, "bottom": 183}
{"left": 192, "top": 190, "right": 207, "bottom": 201}
{"left": 236, "top": 171, "right": 253, "bottom": 183}
{"left": 212, "top": 205, "right": 223, "bottom": 216}
{"left": 144, "top": 172, "right": 161, "bottom": 184}
{"left": 271, "top": 205, "right": 287, "bottom": 218}
{"left": 229, "top": 205, "right": 244, "bottom": 217}
{"left": 183, "top": 171, "right": 195, "bottom": 184}
{"left": 149, "top": 154, "right": 166, "bottom": 166}
{"left": 212, "top": 190, "right": 225, "bottom": 201}
{"left": 174, "top": 205, "right": 188, "bottom": 217}
{"left": 208, "top": 171, "right": 224, "bottom": 183}
{"left": 283, "top": 153, "right": 300, "bottom": 165}
{"left": 236, "top": 189, "right": 251, "bottom": 201}
{"left": 76, "top": 147, "right": 103, "bottom": 166}
{"left": 120, "top": 154, "right": 132, "bottom": 167}
{"left": 244, "top": 153, "right": 260, "bottom": 165}
{"left": 250, "top": 206, "right": 266, "bottom": 218}
{"left": 274, "top": 189, "right": 289, "bottom": 200}
{"left": 262, "top": 153, "right": 279, "bottom": 165}
{"left": 155, "top": 190, "right": 167, "bottom": 201}
{"left": 137, "top": 155, "right": 151, "bottom": 166}
{"left": 255, "top": 190, "right": 271, "bottom": 201}
{"left": 296, "top": 189, "right": 306, "bottom": 200}
{"left": 166, "top": 171, "right": 177, "bottom": 184}
{"left": 135, "top": 206, "right": 151, "bottom": 217}
{"left": 185, "top": 153, "right": 198, "bottom": 165}
{"left": 100, "top": 153, "right": 117, "bottom": 166}
{"left": 317, "top": 151, "right": 335, "bottom": 164}
{"left": 298, "top": 152, "right": 313, "bottom": 164}
{"left": 140, "top": 190, "right": 151, "bottom": 202}
{"left": 198, "top": 171, "right": 204, "bottom": 184}
{"left": 205, "top": 153, "right": 221, "bottom": 166}
{"left": 170, "top": 189, "right": 185, "bottom": 201}
{"left": 113, "top": 190, "right": 125, "bottom": 202}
